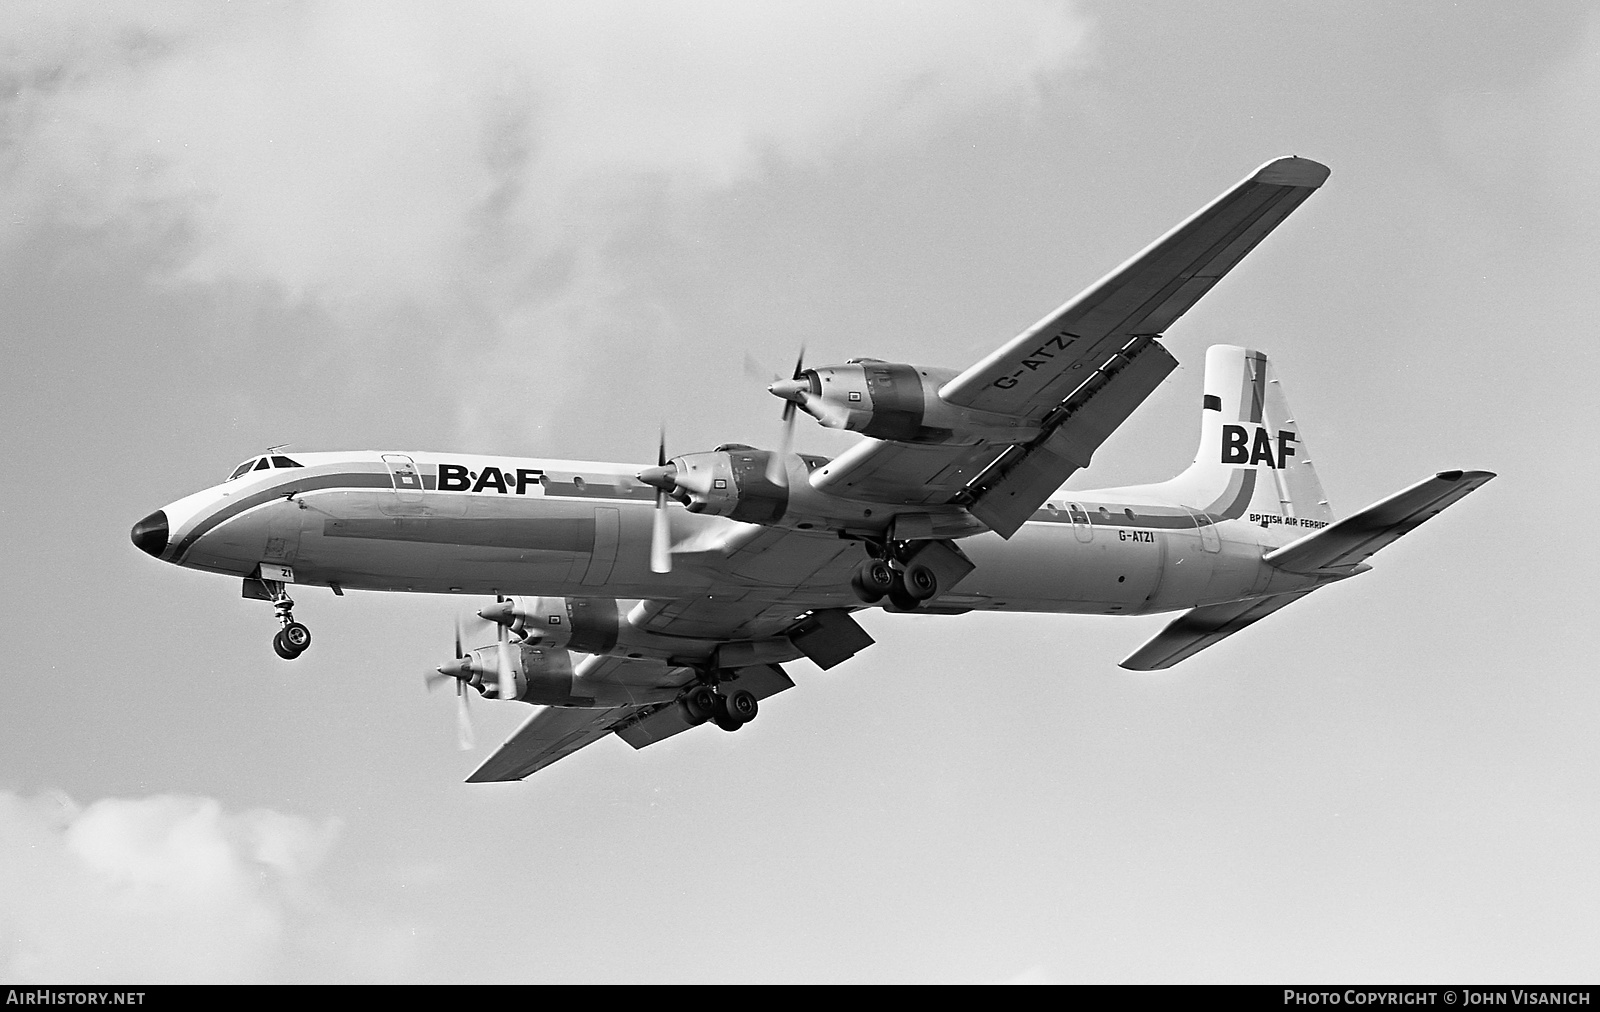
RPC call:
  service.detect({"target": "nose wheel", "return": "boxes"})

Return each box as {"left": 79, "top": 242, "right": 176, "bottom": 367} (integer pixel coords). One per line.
{"left": 265, "top": 584, "right": 312, "bottom": 660}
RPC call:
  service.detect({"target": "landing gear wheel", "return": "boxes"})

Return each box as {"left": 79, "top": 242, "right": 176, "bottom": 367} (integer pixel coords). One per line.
{"left": 851, "top": 559, "right": 896, "bottom": 603}
{"left": 724, "top": 688, "right": 758, "bottom": 724}
{"left": 903, "top": 563, "right": 938, "bottom": 602}
{"left": 272, "top": 630, "right": 302, "bottom": 660}
{"left": 885, "top": 577, "right": 920, "bottom": 611}
{"left": 280, "top": 621, "right": 312, "bottom": 653}
{"left": 712, "top": 689, "right": 757, "bottom": 732}
{"left": 681, "top": 684, "right": 719, "bottom": 725}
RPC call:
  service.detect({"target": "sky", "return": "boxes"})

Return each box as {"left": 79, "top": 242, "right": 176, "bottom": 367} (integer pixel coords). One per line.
{"left": 2, "top": 0, "right": 1597, "bottom": 984}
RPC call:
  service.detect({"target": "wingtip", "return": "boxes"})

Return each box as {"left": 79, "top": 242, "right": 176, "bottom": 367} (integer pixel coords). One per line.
{"left": 1253, "top": 156, "right": 1331, "bottom": 188}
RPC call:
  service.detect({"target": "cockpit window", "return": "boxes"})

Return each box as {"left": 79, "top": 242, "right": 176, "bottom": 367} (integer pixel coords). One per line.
{"left": 227, "top": 455, "right": 305, "bottom": 480}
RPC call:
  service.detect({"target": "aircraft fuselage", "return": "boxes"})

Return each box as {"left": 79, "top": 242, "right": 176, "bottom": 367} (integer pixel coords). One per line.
{"left": 137, "top": 450, "right": 1324, "bottom": 618}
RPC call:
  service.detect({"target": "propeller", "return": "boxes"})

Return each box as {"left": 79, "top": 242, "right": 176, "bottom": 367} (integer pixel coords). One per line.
{"left": 494, "top": 595, "right": 515, "bottom": 704}
{"left": 765, "top": 346, "right": 806, "bottom": 486}
{"left": 424, "top": 617, "right": 476, "bottom": 750}
{"left": 641, "top": 429, "right": 674, "bottom": 574}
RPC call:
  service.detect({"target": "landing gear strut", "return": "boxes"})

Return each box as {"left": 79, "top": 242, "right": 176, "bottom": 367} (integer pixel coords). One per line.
{"left": 264, "top": 582, "right": 312, "bottom": 660}
{"left": 850, "top": 541, "right": 939, "bottom": 609}
{"left": 677, "top": 674, "right": 757, "bottom": 732}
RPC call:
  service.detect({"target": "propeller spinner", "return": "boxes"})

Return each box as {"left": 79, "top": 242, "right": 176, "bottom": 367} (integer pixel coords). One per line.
{"left": 764, "top": 347, "right": 806, "bottom": 486}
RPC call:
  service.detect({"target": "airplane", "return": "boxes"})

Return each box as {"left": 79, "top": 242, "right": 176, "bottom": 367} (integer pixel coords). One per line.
{"left": 129, "top": 156, "right": 1494, "bottom": 782}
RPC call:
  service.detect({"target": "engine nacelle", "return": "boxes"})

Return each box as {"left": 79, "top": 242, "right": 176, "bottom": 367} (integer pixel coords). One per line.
{"left": 451, "top": 640, "right": 591, "bottom": 705}
{"left": 772, "top": 359, "right": 1038, "bottom": 444}
{"left": 478, "top": 596, "right": 621, "bottom": 654}
{"left": 646, "top": 446, "right": 788, "bottom": 523}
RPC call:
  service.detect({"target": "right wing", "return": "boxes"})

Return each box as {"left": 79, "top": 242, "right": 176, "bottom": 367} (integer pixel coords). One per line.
{"left": 465, "top": 662, "right": 798, "bottom": 783}
{"left": 466, "top": 702, "right": 638, "bottom": 782}
{"left": 466, "top": 526, "right": 877, "bottom": 783}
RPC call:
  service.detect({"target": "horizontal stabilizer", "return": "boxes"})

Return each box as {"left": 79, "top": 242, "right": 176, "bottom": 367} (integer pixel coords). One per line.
{"left": 1121, "top": 468, "right": 1494, "bottom": 670}
{"left": 1265, "top": 469, "right": 1495, "bottom": 575}
{"left": 1119, "top": 591, "right": 1313, "bottom": 671}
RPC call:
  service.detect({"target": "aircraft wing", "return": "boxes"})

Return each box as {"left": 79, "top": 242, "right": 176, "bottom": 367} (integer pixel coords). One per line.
{"left": 466, "top": 702, "right": 642, "bottom": 782}
{"left": 939, "top": 156, "right": 1330, "bottom": 417}
{"left": 467, "top": 527, "right": 873, "bottom": 783}
{"left": 644, "top": 525, "right": 867, "bottom": 638}
{"left": 812, "top": 157, "right": 1329, "bottom": 536}
{"left": 465, "top": 662, "right": 798, "bottom": 783}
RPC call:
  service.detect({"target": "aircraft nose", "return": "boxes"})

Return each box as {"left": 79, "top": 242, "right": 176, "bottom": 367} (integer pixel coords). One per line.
{"left": 131, "top": 510, "right": 169, "bottom": 558}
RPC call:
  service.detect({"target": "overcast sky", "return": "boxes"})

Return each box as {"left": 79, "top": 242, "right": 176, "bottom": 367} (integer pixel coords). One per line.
{"left": 2, "top": 1, "right": 1596, "bottom": 983}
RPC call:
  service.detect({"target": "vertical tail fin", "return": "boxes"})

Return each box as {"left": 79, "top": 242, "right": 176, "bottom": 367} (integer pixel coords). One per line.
{"left": 1160, "top": 345, "right": 1334, "bottom": 524}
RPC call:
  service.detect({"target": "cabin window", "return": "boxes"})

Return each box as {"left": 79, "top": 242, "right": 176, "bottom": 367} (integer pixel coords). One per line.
{"left": 1124, "top": 508, "right": 1136, "bottom": 521}
{"left": 271, "top": 455, "right": 303, "bottom": 468}
{"left": 228, "top": 461, "right": 255, "bottom": 480}
{"left": 253, "top": 458, "right": 270, "bottom": 471}
{"left": 1098, "top": 507, "right": 1110, "bottom": 520}
{"left": 572, "top": 476, "right": 586, "bottom": 490}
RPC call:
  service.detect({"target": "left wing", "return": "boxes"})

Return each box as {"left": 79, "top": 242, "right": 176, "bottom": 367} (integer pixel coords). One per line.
{"left": 811, "top": 157, "right": 1329, "bottom": 536}
{"left": 813, "top": 334, "right": 1177, "bottom": 535}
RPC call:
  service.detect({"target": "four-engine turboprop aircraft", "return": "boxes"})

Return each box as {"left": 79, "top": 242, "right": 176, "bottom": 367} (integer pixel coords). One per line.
{"left": 130, "top": 157, "right": 1493, "bottom": 781}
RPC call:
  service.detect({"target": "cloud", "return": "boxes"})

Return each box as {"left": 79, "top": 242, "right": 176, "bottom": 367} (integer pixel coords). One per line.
{"left": 1, "top": 3, "right": 1093, "bottom": 449}
{"left": 0, "top": 791, "right": 349, "bottom": 983}
{"left": 2, "top": 2, "right": 1092, "bottom": 300}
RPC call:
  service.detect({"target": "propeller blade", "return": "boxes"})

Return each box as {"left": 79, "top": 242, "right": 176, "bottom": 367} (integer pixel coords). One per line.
{"left": 650, "top": 428, "right": 673, "bottom": 574}
{"left": 496, "top": 621, "right": 515, "bottom": 703}
{"left": 766, "top": 403, "right": 794, "bottom": 486}
{"left": 651, "top": 489, "right": 673, "bottom": 573}
{"left": 455, "top": 679, "right": 474, "bottom": 751}
{"left": 765, "top": 347, "right": 805, "bottom": 486}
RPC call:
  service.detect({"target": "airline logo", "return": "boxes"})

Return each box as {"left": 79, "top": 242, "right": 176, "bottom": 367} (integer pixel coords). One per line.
{"left": 438, "top": 464, "right": 545, "bottom": 494}
{"left": 1221, "top": 424, "right": 1297, "bottom": 469}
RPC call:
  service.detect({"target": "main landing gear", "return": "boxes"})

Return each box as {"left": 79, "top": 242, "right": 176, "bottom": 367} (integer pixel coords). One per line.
{"left": 264, "top": 583, "right": 312, "bottom": 660}
{"left": 677, "top": 677, "right": 758, "bottom": 732}
{"left": 850, "top": 542, "right": 939, "bottom": 610}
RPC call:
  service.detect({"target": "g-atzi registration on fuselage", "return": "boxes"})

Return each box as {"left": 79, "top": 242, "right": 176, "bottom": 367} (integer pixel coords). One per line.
{"left": 130, "top": 158, "right": 1493, "bottom": 782}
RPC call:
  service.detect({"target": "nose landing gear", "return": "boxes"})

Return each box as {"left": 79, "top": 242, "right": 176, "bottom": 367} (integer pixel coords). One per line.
{"left": 258, "top": 581, "right": 312, "bottom": 660}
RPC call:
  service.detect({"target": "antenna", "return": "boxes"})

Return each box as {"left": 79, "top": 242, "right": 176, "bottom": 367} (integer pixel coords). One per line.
{"left": 266, "top": 443, "right": 291, "bottom": 454}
